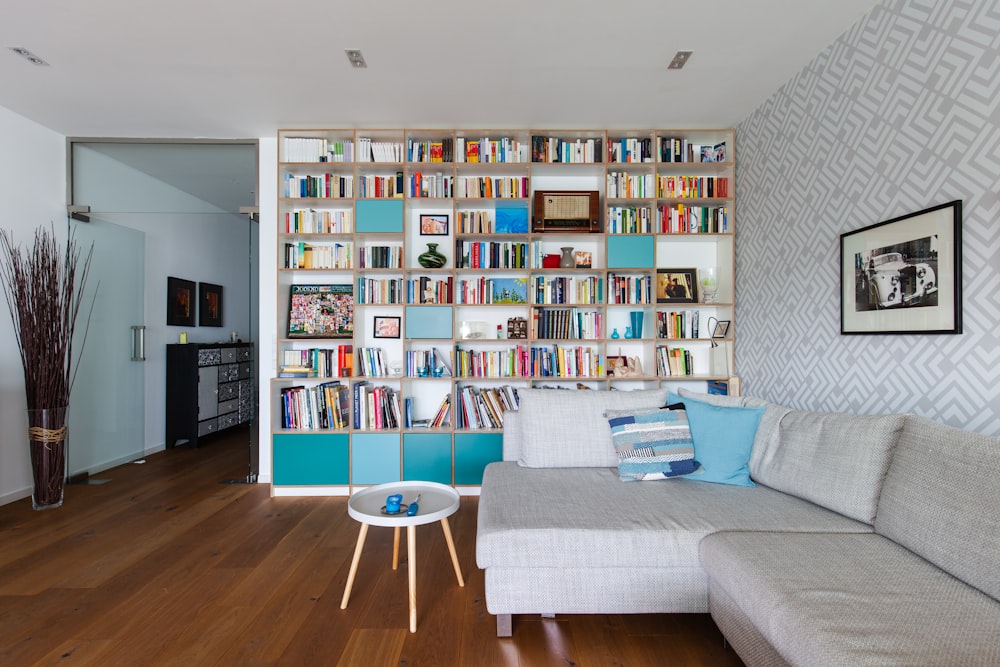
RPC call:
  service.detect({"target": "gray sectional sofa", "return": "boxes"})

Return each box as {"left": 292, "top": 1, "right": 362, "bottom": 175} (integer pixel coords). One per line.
{"left": 475, "top": 387, "right": 1000, "bottom": 665}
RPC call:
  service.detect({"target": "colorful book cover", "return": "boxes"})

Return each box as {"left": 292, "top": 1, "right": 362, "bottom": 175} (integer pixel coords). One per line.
{"left": 495, "top": 206, "right": 529, "bottom": 233}
{"left": 490, "top": 278, "right": 528, "bottom": 304}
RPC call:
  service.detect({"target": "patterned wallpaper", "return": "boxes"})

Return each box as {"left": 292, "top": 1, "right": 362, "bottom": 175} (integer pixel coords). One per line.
{"left": 735, "top": 0, "right": 1000, "bottom": 436}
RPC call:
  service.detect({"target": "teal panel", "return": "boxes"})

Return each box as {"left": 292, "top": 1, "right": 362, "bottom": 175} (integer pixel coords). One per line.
{"left": 352, "top": 433, "right": 401, "bottom": 484}
{"left": 405, "top": 306, "right": 453, "bottom": 339}
{"left": 273, "top": 433, "right": 349, "bottom": 485}
{"left": 454, "top": 433, "right": 503, "bottom": 485}
{"left": 403, "top": 433, "right": 453, "bottom": 484}
{"left": 356, "top": 199, "right": 404, "bottom": 233}
{"left": 607, "top": 236, "right": 655, "bottom": 268}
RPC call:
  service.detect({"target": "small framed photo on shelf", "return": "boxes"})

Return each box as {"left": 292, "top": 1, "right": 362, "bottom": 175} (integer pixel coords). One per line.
{"left": 840, "top": 200, "right": 962, "bottom": 335}
{"left": 656, "top": 268, "right": 698, "bottom": 303}
{"left": 167, "top": 276, "right": 196, "bottom": 326}
{"left": 373, "top": 315, "right": 401, "bottom": 339}
{"left": 198, "top": 282, "right": 223, "bottom": 327}
{"left": 606, "top": 356, "right": 628, "bottom": 377}
{"left": 419, "top": 214, "right": 449, "bottom": 236}
{"left": 711, "top": 319, "right": 731, "bottom": 338}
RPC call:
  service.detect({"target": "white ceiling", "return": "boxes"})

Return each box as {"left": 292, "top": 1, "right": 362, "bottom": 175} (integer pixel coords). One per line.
{"left": 2, "top": 0, "right": 883, "bottom": 139}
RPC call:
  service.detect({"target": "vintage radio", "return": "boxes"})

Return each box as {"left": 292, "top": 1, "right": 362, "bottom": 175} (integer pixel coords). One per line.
{"left": 532, "top": 190, "right": 601, "bottom": 233}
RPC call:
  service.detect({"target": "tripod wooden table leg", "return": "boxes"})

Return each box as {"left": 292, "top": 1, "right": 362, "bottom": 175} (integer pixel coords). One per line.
{"left": 341, "top": 522, "right": 369, "bottom": 609}
{"left": 407, "top": 525, "right": 417, "bottom": 633}
{"left": 441, "top": 516, "right": 464, "bottom": 587}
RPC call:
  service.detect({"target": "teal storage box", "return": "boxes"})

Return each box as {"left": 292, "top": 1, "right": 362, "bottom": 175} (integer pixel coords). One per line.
{"left": 406, "top": 306, "right": 453, "bottom": 339}
{"left": 356, "top": 199, "right": 404, "bottom": 233}
{"left": 273, "top": 433, "right": 349, "bottom": 485}
{"left": 351, "top": 433, "right": 401, "bottom": 484}
{"left": 607, "top": 235, "right": 655, "bottom": 269}
{"left": 454, "top": 433, "right": 503, "bottom": 485}
{"left": 403, "top": 433, "right": 453, "bottom": 484}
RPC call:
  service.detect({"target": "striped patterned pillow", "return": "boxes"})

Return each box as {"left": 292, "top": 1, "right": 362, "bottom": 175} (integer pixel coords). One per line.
{"left": 606, "top": 407, "right": 700, "bottom": 481}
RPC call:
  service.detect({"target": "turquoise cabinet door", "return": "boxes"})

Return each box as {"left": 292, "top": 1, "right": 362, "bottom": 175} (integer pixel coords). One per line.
{"left": 356, "top": 199, "right": 404, "bottom": 233}
{"left": 454, "top": 433, "right": 503, "bottom": 485}
{"left": 405, "top": 306, "right": 453, "bottom": 339}
{"left": 403, "top": 433, "right": 453, "bottom": 484}
{"left": 607, "top": 236, "right": 655, "bottom": 268}
{"left": 352, "top": 433, "right": 401, "bottom": 484}
{"left": 273, "top": 433, "right": 349, "bottom": 485}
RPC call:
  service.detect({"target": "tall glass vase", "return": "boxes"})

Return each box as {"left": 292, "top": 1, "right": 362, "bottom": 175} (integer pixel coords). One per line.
{"left": 27, "top": 407, "right": 68, "bottom": 510}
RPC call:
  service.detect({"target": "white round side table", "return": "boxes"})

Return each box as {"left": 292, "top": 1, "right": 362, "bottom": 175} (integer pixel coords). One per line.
{"left": 340, "top": 481, "right": 464, "bottom": 633}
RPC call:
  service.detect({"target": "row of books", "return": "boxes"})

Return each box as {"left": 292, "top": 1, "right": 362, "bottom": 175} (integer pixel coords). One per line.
{"left": 608, "top": 138, "right": 654, "bottom": 164}
{"left": 280, "top": 346, "right": 354, "bottom": 378}
{"left": 356, "top": 277, "right": 404, "bottom": 304}
{"left": 283, "top": 242, "right": 353, "bottom": 269}
{"left": 408, "top": 138, "right": 454, "bottom": 163}
{"left": 283, "top": 173, "right": 354, "bottom": 199}
{"left": 453, "top": 344, "right": 604, "bottom": 378}
{"left": 404, "top": 347, "right": 453, "bottom": 377}
{"left": 531, "top": 136, "right": 603, "bottom": 164}
{"left": 608, "top": 274, "right": 652, "bottom": 305}
{"left": 607, "top": 206, "right": 654, "bottom": 234}
{"left": 456, "top": 208, "right": 529, "bottom": 234}
{"left": 455, "top": 385, "right": 520, "bottom": 429}
{"left": 282, "top": 137, "right": 354, "bottom": 163}
{"left": 284, "top": 209, "right": 353, "bottom": 234}
{"left": 359, "top": 173, "right": 404, "bottom": 199}
{"left": 354, "top": 382, "right": 402, "bottom": 429}
{"left": 533, "top": 307, "right": 602, "bottom": 340}
{"left": 408, "top": 172, "right": 453, "bottom": 198}
{"left": 356, "top": 347, "right": 390, "bottom": 377}
{"left": 409, "top": 276, "right": 454, "bottom": 304}
{"left": 457, "top": 277, "right": 528, "bottom": 305}
{"left": 533, "top": 275, "right": 603, "bottom": 305}
{"left": 657, "top": 310, "right": 700, "bottom": 339}
{"left": 405, "top": 394, "right": 452, "bottom": 428}
{"left": 659, "top": 205, "right": 729, "bottom": 234}
{"left": 280, "top": 381, "right": 350, "bottom": 430}
{"left": 456, "top": 137, "right": 527, "bottom": 164}
{"left": 357, "top": 138, "right": 405, "bottom": 162}
{"left": 655, "top": 346, "right": 695, "bottom": 376}
{"left": 607, "top": 172, "right": 655, "bottom": 199}
{"left": 658, "top": 176, "right": 730, "bottom": 199}
{"left": 357, "top": 245, "right": 403, "bottom": 269}
{"left": 456, "top": 240, "right": 530, "bottom": 269}
{"left": 659, "top": 139, "right": 727, "bottom": 164}
{"left": 455, "top": 177, "right": 529, "bottom": 199}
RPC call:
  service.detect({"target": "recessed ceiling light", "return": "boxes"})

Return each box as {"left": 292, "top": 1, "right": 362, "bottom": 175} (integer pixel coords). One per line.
{"left": 8, "top": 46, "right": 49, "bottom": 66}
{"left": 667, "top": 51, "right": 692, "bottom": 70}
{"left": 345, "top": 49, "right": 367, "bottom": 68}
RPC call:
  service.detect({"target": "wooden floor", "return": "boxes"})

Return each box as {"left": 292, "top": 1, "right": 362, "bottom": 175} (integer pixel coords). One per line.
{"left": 0, "top": 428, "right": 744, "bottom": 666}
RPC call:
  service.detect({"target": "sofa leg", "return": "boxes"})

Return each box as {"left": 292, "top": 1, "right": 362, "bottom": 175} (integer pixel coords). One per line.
{"left": 497, "top": 613, "right": 512, "bottom": 637}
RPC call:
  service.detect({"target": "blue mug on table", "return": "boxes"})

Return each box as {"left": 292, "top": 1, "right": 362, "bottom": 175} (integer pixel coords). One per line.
{"left": 386, "top": 493, "right": 403, "bottom": 513}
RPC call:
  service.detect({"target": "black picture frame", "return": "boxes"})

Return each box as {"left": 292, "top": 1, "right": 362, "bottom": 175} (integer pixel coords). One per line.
{"left": 656, "top": 268, "right": 698, "bottom": 303}
{"left": 419, "top": 213, "right": 449, "bottom": 236}
{"left": 166, "top": 276, "right": 196, "bottom": 326}
{"left": 287, "top": 284, "right": 354, "bottom": 338}
{"left": 373, "top": 316, "right": 401, "bottom": 339}
{"left": 199, "top": 282, "right": 223, "bottom": 327}
{"left": 711, "top": 320, "right": 731, "bottom": 338}
{"left": 840, "top": 200, "right": 962, "bottom": 335}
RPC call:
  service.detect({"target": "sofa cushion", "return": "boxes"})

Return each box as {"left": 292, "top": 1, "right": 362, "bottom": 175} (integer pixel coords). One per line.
{"left": 670, "top": 393, "right": 764, "bottom": 487}
{"left": 516, "top": 387, "right": 668, "bottom": 468}
{"left": 606, "top": 407, "right": 699, "bottom": 481}
{"left": 476, "top": 462, "right": 871, "bottom": 570}
{"left": 875, "top": 415, "right": 1000, "bottom": 601}
{"left": 749, "top": 409, "right": 903, "bottom": 523}
{"left": 700, "top": 531, "right": 1000, "bottom": 666}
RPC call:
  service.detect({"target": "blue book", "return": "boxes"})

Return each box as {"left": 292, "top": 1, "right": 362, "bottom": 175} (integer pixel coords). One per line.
{"left": 495, "top": 206, "right": 529, "bottom": 234}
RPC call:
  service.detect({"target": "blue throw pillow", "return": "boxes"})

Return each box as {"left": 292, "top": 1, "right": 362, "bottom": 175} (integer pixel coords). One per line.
{"left": 668, "top": 392, "right": 764, "bottom": 487}
{"left": 606, "top": 407, "right": 700, "bottom": 481}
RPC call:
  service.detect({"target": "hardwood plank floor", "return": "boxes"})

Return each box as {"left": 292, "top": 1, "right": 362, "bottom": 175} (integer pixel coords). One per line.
{"left": 0, "top": 428, "right": 745, "bottom": 666}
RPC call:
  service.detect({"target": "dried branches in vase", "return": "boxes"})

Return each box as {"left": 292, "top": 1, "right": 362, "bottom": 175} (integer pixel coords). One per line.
{"left": 0, "top": 225, "right": 94, "bottom": 509}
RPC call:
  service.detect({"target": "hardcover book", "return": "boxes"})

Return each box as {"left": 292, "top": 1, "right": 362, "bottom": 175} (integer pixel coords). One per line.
{"left": 491, "top": 278, "right": 528, "bottom": 304}
{"left": 287, "top": 284, "right": 354, "bottom": 338}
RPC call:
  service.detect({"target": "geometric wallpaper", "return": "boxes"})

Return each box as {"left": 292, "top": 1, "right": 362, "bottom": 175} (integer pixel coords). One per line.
{"left": 735, "top": 0, "right": 1000, "bottom": 436}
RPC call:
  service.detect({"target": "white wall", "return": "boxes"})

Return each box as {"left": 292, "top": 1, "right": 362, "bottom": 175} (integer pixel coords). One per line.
{"left": 256, "top": 137, "right": 277, "bottom": 483}
{"left": 0, "top": 106, "right": 69, "bottom": 504}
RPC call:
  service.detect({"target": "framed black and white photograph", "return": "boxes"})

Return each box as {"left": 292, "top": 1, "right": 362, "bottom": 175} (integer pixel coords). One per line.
{"left": 419, "top": 214, "right": 449, "bottom": 236}
{"left": 711, "top": 319, "right": 731, "bottom": 338}
{"left": 167, "top": 276, "right": 196, "bottom": 326}
{"left": 198, "top": 282, "right": 223, "bottom": 327}
{"left": 373, "top": 315, "right": 401, "bottom": 339}
{"left": 656, "top": 268, "right": 698, "bottom": 303}
{"left": 841, "top": 200, "right": 962, "bottom": 335}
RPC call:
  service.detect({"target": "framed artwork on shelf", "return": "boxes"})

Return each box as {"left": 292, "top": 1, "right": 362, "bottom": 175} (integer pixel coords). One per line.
{"left": 287, "top": 284, "right": 354, "bottom": 338}
{"left": 373, "top": 315, "right": 401, "bottom": 339}
{"left": 198, "top": 282, "right": 223, "bottom": 327}
{"left": 419, "top": 214, "right": 449, "bottom": 236}
{"left": 840, "top": 200, "right": 962, "bottom": 335}
{"left": 711, "top": 319, "right": 731, "bottom": 338}
{"left": 166, "top": 276, "right": 195, "bottom": 326}
{"left": 656, "top": 268, "right": 698, "bottom": 303}
{"left": 606, "top": 355, "right": 628, "bottom": 376}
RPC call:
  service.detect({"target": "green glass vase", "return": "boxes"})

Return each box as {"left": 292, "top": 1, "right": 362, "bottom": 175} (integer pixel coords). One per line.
{"left": 417, "top": 243, "right": 447, "bottom": 269}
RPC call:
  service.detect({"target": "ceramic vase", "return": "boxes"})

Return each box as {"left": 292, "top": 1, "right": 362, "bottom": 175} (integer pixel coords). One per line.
{"left": 417, "top": 243, "right": 446, "bottom": 269}
{"left": 559, "top": 247, "right": 575, "bottom": 268}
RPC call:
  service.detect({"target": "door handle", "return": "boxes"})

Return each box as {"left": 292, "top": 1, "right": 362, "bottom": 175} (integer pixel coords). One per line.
{"left": 130, "top": 325, "right": 146, "bottom": 361}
